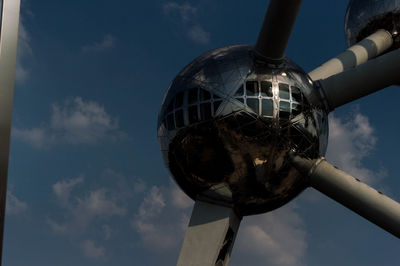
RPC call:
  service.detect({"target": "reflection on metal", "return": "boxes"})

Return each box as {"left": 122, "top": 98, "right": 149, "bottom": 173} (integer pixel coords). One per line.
{"left": 289, "top": 153, "right": 400, "bottom": 238}
{"left": 157, "top": 45, "right": 328, "bottom": 216}
{"left": 0, "top": 0, "right": 21, "bottom": 263}
{"left": 345, "top": 0, "right": 400, "bottom": 48}
{"left": 309, "top": 29, "right": 393, "bottom": 81}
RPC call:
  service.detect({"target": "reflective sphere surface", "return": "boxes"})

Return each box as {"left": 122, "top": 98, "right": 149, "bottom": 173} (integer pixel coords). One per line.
{"left": 157, "top": 45, "right": 328, "bottom": 215}
{"left": 345, "top": 0, "right": 400, "bottom": 47}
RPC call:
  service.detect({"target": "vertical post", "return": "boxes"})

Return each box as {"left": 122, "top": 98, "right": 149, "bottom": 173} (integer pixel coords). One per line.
{"left": 254, "top": 0, "right": 302, "bottom": 62}
{"left": 177, "top": 201, "right": 241, "bottom": 266}
{"left": 0, "top": 0, "right": 21, "bottom": 263}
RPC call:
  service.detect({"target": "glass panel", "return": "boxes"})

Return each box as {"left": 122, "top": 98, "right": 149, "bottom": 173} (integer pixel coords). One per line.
{"left": 262, "top": 99, "right": 274, "bottom": 116}
{"left": 213, "top": 100, "right": 222, "bottom": 114}
{"left": 166, "top": 114, "right": 175, "bottom": 130}
{"left": 247, "top": 98, "right": 259, "bottom": 114}
{"left": 261, "top": 81, "right": 273, "bottom": 97}
{"left": 175, "top": 92, "right": 184, "bottom": 108}
{"left": 279, "top": 101, "right": 290, "bottom": 119}
{"left": 291, "top": 86, "right": 302, "bottom": 102}
{"left": 175, "top": 110, "right": 184, "bottom": 128}
{"left": 213, "top": 93, "right": 221, "bottom": 99}
{"left": 200, "top": 103, "right": 212, "bottom": 120}
{"left": 235, "top": 85, "right": 244, "bottom": 96}
{"left": 279, "top": 83, "right": 290, "bottom": 100}
{"left": 280, "top": 111, "right": 290, "bottom": 119}
{"left": 188, "top": 105, "right": 198, "bottom": 124}
{"left": 200, "top": 89, "right": 211, "bottom": 101}
{"left": 292, "top": 103, "right": 301, "bottom": 116}
{"left": 236, "top": 97, "right": 244, "bottom": 104}
{"left": 246, "top": 81, "right": 258, "bottom": 96}
{"left": 167, "top": 100, "right": 174, "bottom": 113}
{"left": 279, "top": 101, "right": 290, "bottom": 111}
{"left": 188, "top": 88, "right": 198, "bottom": 104}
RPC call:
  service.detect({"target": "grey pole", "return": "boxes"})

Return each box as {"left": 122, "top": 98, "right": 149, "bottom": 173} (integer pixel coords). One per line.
{"left": 254, "top": 0, "right": 302, "bottom": 63}
{"left": 314, "top": 46, "right": 400, "bottom": 111}
{"left": 0, "top": 0, "right": 21, "bottom": 263}
{"left": 290, "top": 154, "right": 400, "bottom": 238}
{"left": 309, "top": 29, "right": 393, "bottom": 81}
{"left": 177, "top": 200, "right": 241, "bottom": 266}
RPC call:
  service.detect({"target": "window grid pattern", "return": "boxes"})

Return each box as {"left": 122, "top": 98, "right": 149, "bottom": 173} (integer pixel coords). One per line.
{"left": 234, "top": 80, "right": 303, "bottom": 120}
{"left": 163, "top": 88, "right": 222, "bottom": 131}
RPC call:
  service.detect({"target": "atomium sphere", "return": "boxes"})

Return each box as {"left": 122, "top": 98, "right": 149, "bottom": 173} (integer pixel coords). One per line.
{"left": 345, "top": 0, "right": 400, "bottom": 47}
{"left": 157, "top": 45, "right": 328, "bottom": 216}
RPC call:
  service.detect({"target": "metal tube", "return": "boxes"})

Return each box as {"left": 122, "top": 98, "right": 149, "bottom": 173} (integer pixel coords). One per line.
{"left": 254, "top": 0, "right": 302, "bottom": 63}
{"left": 177, "top": 200, "right": 241, "bottom": 266}
{"left": 309, "top": 29, "right": 393, "bottom": 81}
{"left": 0, "top": 0, "right": 21, "bottom": 263}
{"left": 290, "top": 154, "right": 400, "bottom": 238}
{"left": 316, "top": 46, "right": 400, "bottom": 111}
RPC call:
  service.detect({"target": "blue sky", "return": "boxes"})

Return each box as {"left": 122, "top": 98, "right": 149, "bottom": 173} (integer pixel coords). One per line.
{"left": 3, "top": 0, "right": 400, "bottom": 265}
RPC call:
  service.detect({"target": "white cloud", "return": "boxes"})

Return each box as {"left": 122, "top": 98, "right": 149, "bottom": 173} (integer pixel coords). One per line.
{"left": 52, "top": 175, "right": 84, "bottom": 205}
{"left": 136, "top": 186, "right": 166, "bottom": 220}
{"left": 6, "top": 190, "right": 28, "bottom": 215}
{"left": 47, "top": 171, "right": 143, "bottom": 261}
{"left": 47, "top": 218, "right": 68, "bottom": 234}
{"left": 75, "top": 189, "right": 126, "bottom": 219}
{"left": 163, "top": 2, "right": 197, "bottom": 21}
{"left": 16, "top": 20, "right": 32, "bottom": 83}
{"left": 187, "top": 25, "right": 210, "bottom": 44}
{"left": 325, "top": 111, "right": 382, "bottom": 184}
{"left": 163, "top": 2, "right": 210, "bottom": 44}
{"left": 15, "top": 1, "right": 36, "bottom": 84}
{"left": 50, "top": 97, "right": 120, "bottom": 144}
{"left": 133, "top": 179, "right": 147, "bottom": 194}
{"left": 132, "top": 183, "right": 193, "bottom": 251}
{"left": 102, "top": 224, "right": 112, "bottom": 240}
{"left": 81, "top": 34, "right": 115, "bottom": 52}
{"left": 233, "top": 205, "right": 307, "bottom": 266}
{"left": 13, "top": 97, "right": 124, "bottom": 149}
{"left": 12, "top": 127, "right": 47, "bottom": 149}
{"left": 170, "top": 183, "right": 192, "bottom": 209}
{"left": 48, "top": 176, "right": 126, "bottom": 234}
{"left": 81, "top": 240, "right": 105, "bottom": 259}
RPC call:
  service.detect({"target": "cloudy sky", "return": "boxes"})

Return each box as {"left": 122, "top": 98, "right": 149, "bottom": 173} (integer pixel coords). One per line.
{"left": 3, "top": 0, "right": 400, "bottom": 265}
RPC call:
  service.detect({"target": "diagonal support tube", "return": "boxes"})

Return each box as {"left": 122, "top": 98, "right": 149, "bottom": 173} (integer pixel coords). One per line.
{"left": 254, "top": 0, "right": 302, "bottom": 63}
{"left": 0, "top": 0, "right": 21, "bottom": 263}
{"left": 177, "top": 200, "right": 241, "bottom": 266}
{"left": 314, "top": 46, "right": 400, "bottom": 111}
{"left": 290, "top": 153, "right": 400, "bottom": 238}
{"left": 309, "top": 29, "right": 393, "bottom": 81}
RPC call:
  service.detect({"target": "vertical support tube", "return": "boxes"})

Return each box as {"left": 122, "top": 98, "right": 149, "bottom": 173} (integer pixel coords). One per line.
{"left": 0, "top": 0, "right": 21, "bottom": 263}
{"left": 177, "top": 201, "right": 241, "bottom": 266}
{"left": 254, "top": 0, "right": 302, "bottom": 62}
{"left": 309, "top": 29, "right": 393, "bottom": 81}
{"left": 290, "top": 154, "right": 400, "bottom": 238}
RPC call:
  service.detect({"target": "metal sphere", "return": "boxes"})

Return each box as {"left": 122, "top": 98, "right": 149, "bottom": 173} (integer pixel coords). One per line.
{"left": 345, "top": 0, "right": 400, "bottom": 47}
{"left": 157, "top": 45, "right": 328, "bottom": 216}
